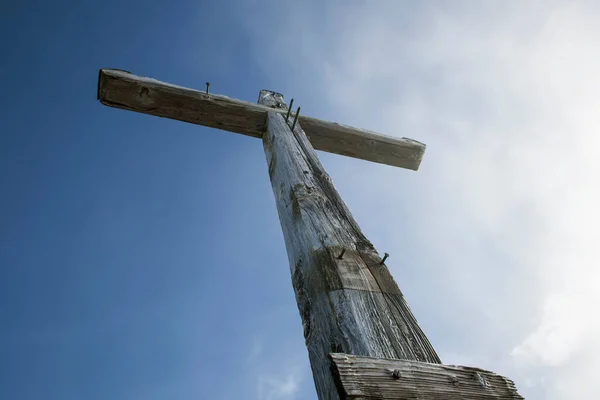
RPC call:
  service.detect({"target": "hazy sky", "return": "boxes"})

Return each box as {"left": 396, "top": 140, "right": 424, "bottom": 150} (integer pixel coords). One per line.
{"left": 2, "top": 1, "right": 599, "bottom": 399}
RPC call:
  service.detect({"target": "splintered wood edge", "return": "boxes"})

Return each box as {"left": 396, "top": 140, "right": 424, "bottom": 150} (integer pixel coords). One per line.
{"left": 329, "top": 353, "right": 524, "bottom": 400}
{"left": 97, "top": 68, "right": 426, "bottom": 170}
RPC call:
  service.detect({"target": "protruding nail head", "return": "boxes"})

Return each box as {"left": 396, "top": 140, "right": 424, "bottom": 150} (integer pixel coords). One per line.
{"left": 291, "top": 106, "right": 301, "bottom": 131}
{"left": 380, "top": 253, "right": 390, "bottom": 264}
{"left": 286, "top": 98, "right": 294, "bottom": 122}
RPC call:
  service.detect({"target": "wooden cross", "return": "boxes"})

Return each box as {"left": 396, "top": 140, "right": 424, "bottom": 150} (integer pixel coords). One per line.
{"left": 97, "top": 69, "right": 523, "bottom": 400}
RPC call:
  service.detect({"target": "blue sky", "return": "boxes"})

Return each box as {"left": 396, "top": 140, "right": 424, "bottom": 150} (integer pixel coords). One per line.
{"left": 3, "top": 1, "right": 600, "bottom": 399}
{"left": 1, "top": 1, "right": 313, "bottom": 398}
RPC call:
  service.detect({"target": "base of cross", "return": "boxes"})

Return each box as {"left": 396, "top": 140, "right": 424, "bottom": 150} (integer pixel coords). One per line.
{"left": 329, "top": 353, "right": 524, "bottom": 399}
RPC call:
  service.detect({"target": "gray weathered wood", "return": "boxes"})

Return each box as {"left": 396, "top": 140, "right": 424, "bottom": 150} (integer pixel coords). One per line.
{"left": 98, "top": 69, "right": 425, "bottom": 170}
{"left": 330, "top": 353, "right": 524, "bottom": 399}
{"left": 259, "top": 91, "right": 440, "bottom": 400}
{"left": 96, "top": 68, "right": 523, "bottom": 400}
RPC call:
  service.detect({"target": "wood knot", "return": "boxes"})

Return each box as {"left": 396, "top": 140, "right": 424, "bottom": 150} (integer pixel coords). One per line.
{"left": 392, "top": 369, "right": 402, "bottom": 379}
{"left": 474, "top": 371, "right": 489, "bottom": 388}
{"left": 451, "top": 376, "right": 460, "bottom": 387}
{"left": 138, "top": 87, "right": 152, "bottom": 105}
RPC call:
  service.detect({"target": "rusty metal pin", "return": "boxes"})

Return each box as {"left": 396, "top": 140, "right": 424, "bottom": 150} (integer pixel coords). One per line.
{"left": 205, "top": 82, "right": 210, "bottom": 94}
{"left": 337, "top": 249, "right": 346, "bottom": 260}
{"left": 291, "top": 106, "right": 301, "bottom": 131}
{"left": 285, "top": 98, "right": 294, "bottom": 122}
{"left": 380, "top": 252, "right": 389, "bottom": 264}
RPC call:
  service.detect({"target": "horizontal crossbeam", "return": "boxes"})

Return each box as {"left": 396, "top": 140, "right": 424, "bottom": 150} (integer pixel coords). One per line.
{"left": 330, "top": 353, "right": 523, "bottom": 399}
{"left": 97, "top": 69, "right": 425, "bottom": 170}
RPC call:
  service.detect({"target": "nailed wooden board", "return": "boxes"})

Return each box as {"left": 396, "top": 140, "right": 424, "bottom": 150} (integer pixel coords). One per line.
{"left": 98, "top": 69, "right": 426, "bottom": 170}
{"left": 330, "top": 353, "right": 524, "bottom": 399}
{"left": 260, "top": 91, "right": 439, "bottom": 399}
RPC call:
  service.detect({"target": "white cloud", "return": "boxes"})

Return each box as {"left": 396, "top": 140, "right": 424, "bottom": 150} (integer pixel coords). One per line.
{"left": 247, "top": 336, "right": 265, "bottom": 365}
{"left": 243, "top": 315, "right": 308, "bottom": 400}
{"left": 257, "top": 374, "right": 300, "bottom": 400}
{"left": 245, "top": 336, "right": 305, "bottom": 400}
{"left": 243, "top": 1, "right": 600, "bottom": 398}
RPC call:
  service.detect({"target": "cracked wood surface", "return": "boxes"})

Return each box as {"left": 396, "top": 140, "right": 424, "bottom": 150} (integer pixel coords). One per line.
{"left": 330, "top": 353, "right": 524, "bottom": 399}
{"left": 259, "top": 90, "right": 439, "bottom": 400}
{"left": 98, "top": 69, "right": 426, "bottom": 170}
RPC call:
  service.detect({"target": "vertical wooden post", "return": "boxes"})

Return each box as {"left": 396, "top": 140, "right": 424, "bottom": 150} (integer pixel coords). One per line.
{"left": 259, "top": 91, "right": 440, "bottom": 399}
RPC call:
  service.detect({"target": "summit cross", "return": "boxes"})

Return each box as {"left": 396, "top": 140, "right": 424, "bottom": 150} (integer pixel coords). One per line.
{"left": 97, "top": 69, "right": 522, "bottom": 400}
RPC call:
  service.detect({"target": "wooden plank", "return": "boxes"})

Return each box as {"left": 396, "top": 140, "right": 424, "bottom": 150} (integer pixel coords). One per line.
{"left": 330, "top": 353, "right": 524, "bottom": 399}
{"left": 98, "top": 69, "right": 425, "bottom": 170}
{"left": 259, "top": 91, "right": 439, "bottom": 400}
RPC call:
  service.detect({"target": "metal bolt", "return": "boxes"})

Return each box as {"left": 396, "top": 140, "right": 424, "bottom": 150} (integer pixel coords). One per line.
{"left": 338, "top": 249, "right": 346, "bottom": 260}
{"left": 285, "top": 98, "right": 294, "bottom": 122}
{"left": 380, "top": 253, "right": 389, "bottom": 264}
{"left": 291, "top": 106, "right": 301, "bottom": 131}
{"left": 205, "top": 82, "right": 210, "bottom": 94}
{"left": 392, "top": 369, "right": 402, "bottom": 379}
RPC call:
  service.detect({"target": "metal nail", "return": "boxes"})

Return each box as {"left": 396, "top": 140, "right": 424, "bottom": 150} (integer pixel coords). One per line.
{"left": 380, "top": 253, "right": 389, "bottom": 264}
{"left": 285, "top": 98, "right": 294, "bottom": 122}
{"left": 291, "top": 106, "right": 301, "bottom": 131}
{"left": 206, "top": 82, "right": 210, "bottom": 94}
{"left": 338, "top": 249, "right": 346, "bottom": 260}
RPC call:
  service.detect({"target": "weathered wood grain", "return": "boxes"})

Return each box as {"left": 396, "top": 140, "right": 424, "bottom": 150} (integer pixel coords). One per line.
{"left": 330, "top": 353, "right": 524, "bottom": 399}
{"left": 98, "top": 69, "right": 425, "bottom": 170}
{"left": 260, "top": 91, "right": 439, "bottom": 400}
